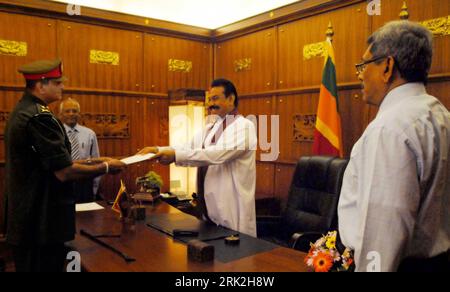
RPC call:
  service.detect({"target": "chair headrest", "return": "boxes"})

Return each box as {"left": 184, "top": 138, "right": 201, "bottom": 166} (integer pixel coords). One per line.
{"left": 292, "top": 156, "right": 348, "bottom": 194}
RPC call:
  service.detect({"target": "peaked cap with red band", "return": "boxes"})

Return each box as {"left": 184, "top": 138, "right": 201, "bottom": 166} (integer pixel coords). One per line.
{"left": 18, "top": 58, "right": 67, "bottom": 82}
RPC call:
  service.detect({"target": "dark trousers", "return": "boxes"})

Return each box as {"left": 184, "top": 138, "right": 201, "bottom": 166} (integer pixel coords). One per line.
{"left": 398, "top": 251, "right": 449, "bottom": 272}
{"left": 74, "top": 179, "right": 95, "bottom": 203}
{"left": 11, "top": 244, "right": 66, "bottom": 272}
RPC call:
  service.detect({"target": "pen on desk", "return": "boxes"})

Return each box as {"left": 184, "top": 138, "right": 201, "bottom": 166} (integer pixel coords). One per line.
{"left": 80, "top": 229, "right": 136, "bottom": 263}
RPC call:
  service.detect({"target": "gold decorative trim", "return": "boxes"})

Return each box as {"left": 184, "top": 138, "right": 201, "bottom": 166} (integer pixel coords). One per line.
{"left": 325, "top": 21, "right": 334, "bottom": 40}
{"left": 0, "top": 40, "right": 27, "bottom": 56}
{"left": 81, "top": 113, "right": 129, "bottom": 139}
{"left": 89, "top": 50, "right": 120, "bottom": 65}
{"left": 303, "top": 22, "right": 334, "bottom": 60}
{"left": 399, "top": 2, "right": 409, "bottom": 20}
{"left": 293, "top": 113, "right": 316, "bottom": 142}
{"left": 234, "top": 58, "right": 252, "bottom": 72}
{"left": 303, "top": 42, "right": 326, "bottom": 60}
{"left": 168, "top": 59, "right": 192, "bottom": 73}
{"left": 421, "top": 16, "right": 450, "bottom": 37}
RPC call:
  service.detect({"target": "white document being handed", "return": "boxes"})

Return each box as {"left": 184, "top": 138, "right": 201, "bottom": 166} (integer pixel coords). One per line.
{"left": 120, "top": 153, "right": 156, "bottom": 165}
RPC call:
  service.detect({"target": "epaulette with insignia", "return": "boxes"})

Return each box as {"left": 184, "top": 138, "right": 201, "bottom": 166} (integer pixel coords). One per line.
{"left": 36, "top": 104, "right": 52, "bottom": 115}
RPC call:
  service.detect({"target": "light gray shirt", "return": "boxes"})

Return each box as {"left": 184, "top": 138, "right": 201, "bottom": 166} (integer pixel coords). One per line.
{"left": 338, "top": 83, "right": 450, "bottom": 272}
{"left": 64, "top": 123, "right": 101, "bottom": 194}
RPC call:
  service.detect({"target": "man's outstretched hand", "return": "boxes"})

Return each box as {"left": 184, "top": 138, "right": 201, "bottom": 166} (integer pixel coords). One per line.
{"left": 137, "top": 147, "right": 175, "bottom": 165}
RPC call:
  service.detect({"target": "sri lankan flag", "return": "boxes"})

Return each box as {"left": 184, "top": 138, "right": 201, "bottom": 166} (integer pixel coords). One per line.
{"left": 312, "top": 39, "right": 343, "bottom": 157}
{"left": 112, "top": 180, "right": 127, "bottom": 216}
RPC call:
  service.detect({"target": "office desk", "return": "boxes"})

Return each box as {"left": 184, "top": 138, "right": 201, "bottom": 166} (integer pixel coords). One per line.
{"left": 67, "top": 201, "right": 309, "bottom": 272}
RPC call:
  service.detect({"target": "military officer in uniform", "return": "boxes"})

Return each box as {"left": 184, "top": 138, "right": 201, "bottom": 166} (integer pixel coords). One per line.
{"left": 4, "top": 59, "right": 126, "bottom": 272}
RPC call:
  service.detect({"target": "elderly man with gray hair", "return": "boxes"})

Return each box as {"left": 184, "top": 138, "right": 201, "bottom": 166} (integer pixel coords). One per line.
{"left": 338, "top": 21, "right": 449, "bottom": 272}
{"left": 60, "top": 98, "right": 101, "bottom": 203}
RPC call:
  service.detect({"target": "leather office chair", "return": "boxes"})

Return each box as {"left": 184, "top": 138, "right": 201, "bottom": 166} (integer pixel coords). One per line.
{"left": 257, "top": 156, "right": 348, "bottom": 252}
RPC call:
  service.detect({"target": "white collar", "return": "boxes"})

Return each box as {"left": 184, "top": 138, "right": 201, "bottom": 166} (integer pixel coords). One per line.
{"left": 379, "top": 83, "right": 426, "bottom": 114}
{"left": 64, "top": 123, "right": 80, "bottom": 133}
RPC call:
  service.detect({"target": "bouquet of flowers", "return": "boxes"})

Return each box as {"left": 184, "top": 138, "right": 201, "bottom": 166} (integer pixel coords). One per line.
{"left": 304, "top": 231, "right": 354, "bottom": 272}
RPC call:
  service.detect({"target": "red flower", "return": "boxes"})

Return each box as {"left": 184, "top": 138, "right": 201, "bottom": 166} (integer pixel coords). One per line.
{"left": 313, "top": 252, "right": 333, "bottom": 273}
{"left": 346, "top": 258, "right": 353, "bottom": 267}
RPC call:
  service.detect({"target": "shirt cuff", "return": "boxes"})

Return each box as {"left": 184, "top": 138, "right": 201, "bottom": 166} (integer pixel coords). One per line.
{"left": 157, "top": 146, "right": 172, "bottom": 152}
{"left": 174, "top": 149, "right": 189, "bottom": 164}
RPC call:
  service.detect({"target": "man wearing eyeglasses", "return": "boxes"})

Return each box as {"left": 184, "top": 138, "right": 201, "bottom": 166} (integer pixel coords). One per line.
{"left": 338, "top": 21, "right": 449, "bottom": 272}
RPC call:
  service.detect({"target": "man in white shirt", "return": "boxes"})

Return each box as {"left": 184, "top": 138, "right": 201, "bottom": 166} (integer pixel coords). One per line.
{"left": 139, "top": 79, "right": 258, "bottom": 237}
{"left": 338, "top": 21, "right": 449, "bottom": 272}
{"left": 60, "top": 98, "right": 101, "bottom": 203}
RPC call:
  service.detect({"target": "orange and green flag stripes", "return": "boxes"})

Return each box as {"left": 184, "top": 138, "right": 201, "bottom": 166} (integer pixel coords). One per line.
{"left": 312, "top": 40, "right": 343, "bottom": 157}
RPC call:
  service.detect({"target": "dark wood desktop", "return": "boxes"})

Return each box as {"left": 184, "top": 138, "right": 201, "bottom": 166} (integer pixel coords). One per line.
{"left": 67, "top": 201, "right": 309, "bottom": 272}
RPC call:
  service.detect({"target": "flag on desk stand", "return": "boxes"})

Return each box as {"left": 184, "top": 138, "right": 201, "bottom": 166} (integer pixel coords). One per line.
{"left": 112, "top": 180, "right": 127, "bottom": 216}
{"left": 312, "top": 35, "right": 343, "bottom": 158}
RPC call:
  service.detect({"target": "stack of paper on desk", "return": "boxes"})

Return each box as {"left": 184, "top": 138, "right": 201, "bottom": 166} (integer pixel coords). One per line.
{"left": 76, "top": 202, "right": 105, "bottom": 212}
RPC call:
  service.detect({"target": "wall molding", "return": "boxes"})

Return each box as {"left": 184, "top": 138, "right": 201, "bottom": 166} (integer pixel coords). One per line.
{"left": 213, "top": 0, "right": 364, "bottom": 41}
{"left": 0, "top": 0, "right": 364, "bottom": 42}
{"left": 238, "top": 73, "right": 450, "bottom": 98}
{"left": 0, "top": 0, "right": 212, "bottom": 42}
{"left": 0, "top": 84, "right": 168, "bottom": 99}
{"left": 1, "top": 73, "right": 448, "bottom": 100}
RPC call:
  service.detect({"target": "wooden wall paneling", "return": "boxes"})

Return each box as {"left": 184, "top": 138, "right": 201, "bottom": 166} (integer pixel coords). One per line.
{"left": 0, "top": 89, "right": 20, "bottom": 235}
{"left": 365, "top": 105, "right": 378, "bottom": 127}
{"left": 142, "top": 97, "right": 169, "bottom": 148}
{"left": 0, "top": 164, "right": 4, "bottom": 235}
{"left": 277, "top": 2, "right": 368, "bottom": 89}
{"left": 49, "top": 93, "right": 169, "bottom": 200}
{"left": 427, "top": 81, "right": 450, "bottom": 108}
{"left": 215, "top": 28, "right": 276, "bottom": 94}
{"left": 0, "top": 12, "right": 57, "bottom": 86}
{"left": 52, "top": 93, "right": 139, "bottom": 157}
{"left": 338, "top": 89, "right": 367, "bottom": 158}
{"left": 0, "top": 90, "right": 22, "bottom": 161}
{"left": 274, "top": 163, "right": 296, "bottom": 209}
{"left": 57, "top": 20, "right": 144, "bottom": 92}
{"left": 213, "top": 0, "right": 365, "bottom": 40}
{"left": 143, "top": 34, "right": 211, "bottom": 94}
{"left": 208, "top": 42, "right": 214, "bottom": 87}
{"left": 370, "top": 0, "right": 450, "bottom": 75}
{"left": 141, "top": 97, "right": 169, "bottom": 193}
{"left": 0, "top": 166, "right": 4, "bottom": 234}
{"left": 0, "top": 0, "right": 212, "bottom": 40}
{"left": 81, "top": 95, "right": 170, "bottom": 201}
{"left": 255, "top": 162, "right": 275, "bottom": 200}
{"left": 276, "top": 93, "right": 319, "bottom": 163}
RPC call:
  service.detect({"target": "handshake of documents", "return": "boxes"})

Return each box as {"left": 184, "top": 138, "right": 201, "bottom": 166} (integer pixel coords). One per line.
{"left": 120, "top": 153, "right": 157, "bottom": 165}
{"left": 102, "top": 147, "right": 172, "bottom": 175}
{"left": 120, "top": 146, "right": 174, "bottom": 166}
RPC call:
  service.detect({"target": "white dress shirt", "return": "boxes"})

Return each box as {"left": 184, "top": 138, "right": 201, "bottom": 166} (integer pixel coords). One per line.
{"left": 165, "top": 115, "right": 258, "bottom": 237}
{"left": 64, "top": 123, "right": 101, "bottom": 194}
{"left": 338, "top": 83, "right": 450, "bottom": 272}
